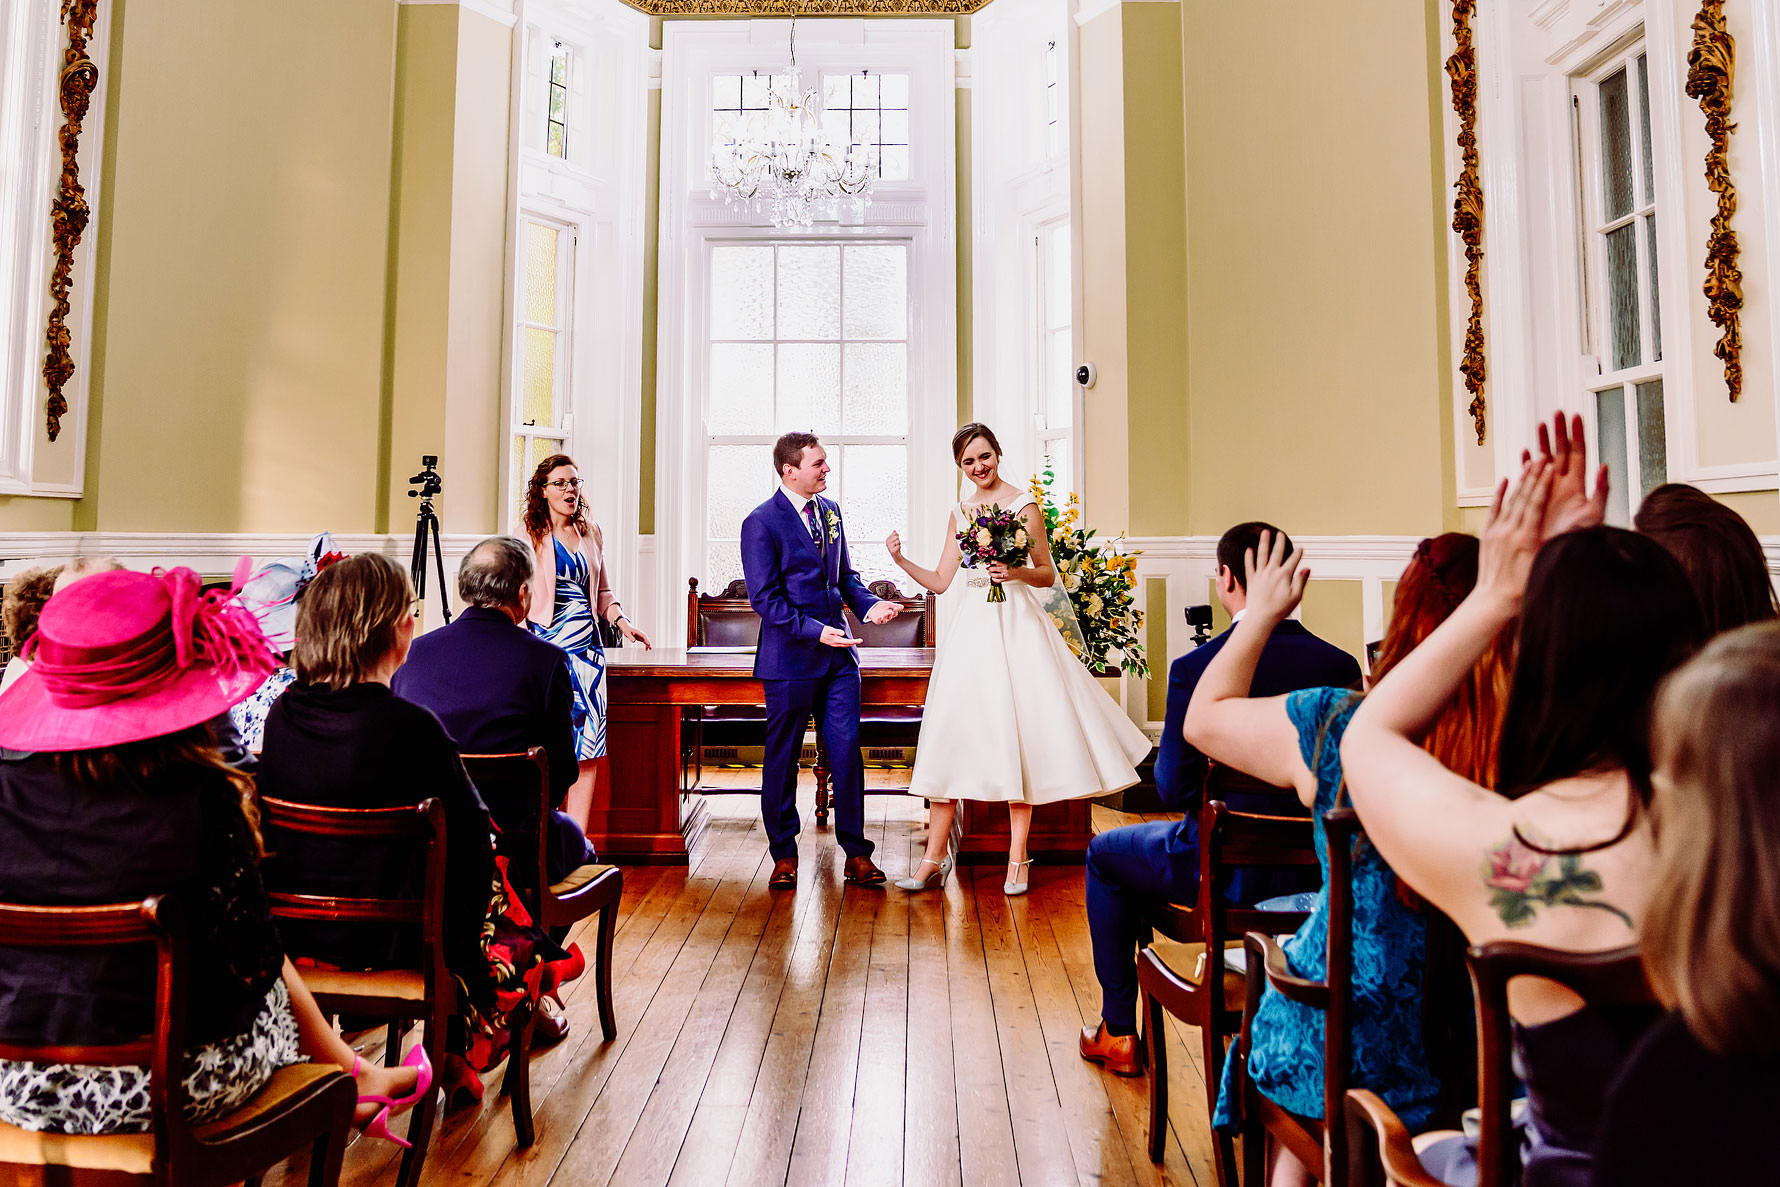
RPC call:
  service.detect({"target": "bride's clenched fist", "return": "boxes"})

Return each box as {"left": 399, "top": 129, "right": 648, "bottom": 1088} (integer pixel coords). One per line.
{"left": 886, "top": 531, "right": 903, "bottom": 560}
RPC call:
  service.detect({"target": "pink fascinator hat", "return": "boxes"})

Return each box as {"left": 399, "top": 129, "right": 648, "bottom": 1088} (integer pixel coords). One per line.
{"left": 0, "top": 565, "right": 278, "bottom": 752}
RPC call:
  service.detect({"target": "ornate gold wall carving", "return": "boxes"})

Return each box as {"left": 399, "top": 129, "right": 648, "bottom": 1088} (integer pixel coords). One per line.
{"left": 43, "top": 0, "right": 101, "bottom": 443}
{"left": 622, "top": 0, "right": 988, "bottom": 12}
{"left": 1684, "top": 0, "right": 1742, "bottom": 402}
{"left": 1448, "top": 0, "right": 1486, "bottom": 445}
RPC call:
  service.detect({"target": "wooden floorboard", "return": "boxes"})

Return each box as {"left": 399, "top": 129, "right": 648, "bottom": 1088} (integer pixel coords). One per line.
{"left": 266, "top": 778, "right": 1209, "bottom": 1186}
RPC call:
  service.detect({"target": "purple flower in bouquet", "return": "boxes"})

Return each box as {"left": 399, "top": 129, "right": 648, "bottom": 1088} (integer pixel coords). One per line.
{"left": 955, "top": 504, "right": 1033, "bottom": 603}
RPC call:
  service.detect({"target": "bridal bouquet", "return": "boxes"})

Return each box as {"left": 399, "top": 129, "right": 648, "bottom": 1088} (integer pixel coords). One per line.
{"left": 956, "top": 504, "right": 1032, "bottom": 604}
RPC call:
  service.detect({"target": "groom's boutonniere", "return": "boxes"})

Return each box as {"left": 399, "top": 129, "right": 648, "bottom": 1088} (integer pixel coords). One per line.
{"left": 824, "top": 506, "right": 842, "bottom": 544}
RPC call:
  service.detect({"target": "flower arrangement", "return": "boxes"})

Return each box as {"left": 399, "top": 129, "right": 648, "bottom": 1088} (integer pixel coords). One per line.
{"left": 955, "top": 504, "right": 1033, "bottom": 603}
{"left": 1029, "top": 464, "right": 1149, "bottom": 678}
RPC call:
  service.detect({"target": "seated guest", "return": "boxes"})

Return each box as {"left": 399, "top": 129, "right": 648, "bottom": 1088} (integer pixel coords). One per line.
{"left": 1080, "top": 521, "right": 1360, "bottom": 1076}
{"left": 1635, "top": 481, "right": 1778, "bottom": 636}
{"left": 0, "top": 567, "right": 424, "bottom": 1139}
{"left": 1342, "top": 461, "right": 1704, "bottom": 1187}
{"left": 230, "top": 532, "right": 344, "bottom": 751}
{"left": 393, "top": 535, "right": 594, "bottom": 882}
{"left": 0, "top": 565, "right": 59, "bottom": 693}
{"left": 1594, "top": 622, "right": 1780, "bottom": 1186}
{"left": 256, "top": 553, "right": 576, "bottom": 1099}
{"left": 1185, "top": 531, "right": 1507, "bottom": 1187}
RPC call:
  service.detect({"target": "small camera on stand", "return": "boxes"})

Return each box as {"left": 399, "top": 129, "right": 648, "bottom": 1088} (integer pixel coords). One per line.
{"left": 1185, "top": 603, "right": 1215, "bottom": 647}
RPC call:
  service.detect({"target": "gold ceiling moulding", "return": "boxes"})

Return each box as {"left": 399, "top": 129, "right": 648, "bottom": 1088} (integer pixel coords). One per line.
{"left": 43, "top": 0, "right": 101, "bottom": 443}
{"left": 1448, "top": 0, "right": 1486, "bottom": 446}
{"left": 620, "top": 0, "right": 992, "bottom": 13}
{"left": 1684, "top": 0, "right": 1742, "bottom": 402}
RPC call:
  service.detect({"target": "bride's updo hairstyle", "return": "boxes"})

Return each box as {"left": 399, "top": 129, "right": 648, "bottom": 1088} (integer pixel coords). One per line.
{"left": 951, "top": 423, "right": 1003, "bottom": 465}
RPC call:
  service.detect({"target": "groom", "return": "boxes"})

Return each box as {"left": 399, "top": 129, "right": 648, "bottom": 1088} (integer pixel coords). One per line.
{"left": 741, "top": 432, "right": 901, "bottom": 889}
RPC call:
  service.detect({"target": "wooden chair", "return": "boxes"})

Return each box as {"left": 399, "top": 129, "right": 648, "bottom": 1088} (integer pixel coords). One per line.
{"left": 260, "top": 797, "right": 475, "bottom": 1187}
{"left": 460, "top": 747, "right": 624, "bottom": 1042}
{"left": 1343, "top": 942, "right": 1652, "bottom": 1187}
{"left": 0, "top": 894, "right": 357, "bottom": 1187}
{"left": 1139, "top": 773, "right": 1318, "bottom": 1187}
{"left": 1230, "top": 805, "right": 1363, "bottom": 1186}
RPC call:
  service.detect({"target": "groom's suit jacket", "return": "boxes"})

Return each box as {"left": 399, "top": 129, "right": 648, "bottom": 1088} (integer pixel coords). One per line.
{"left": 739, "top": 491, "right": 884, "bottom": 681}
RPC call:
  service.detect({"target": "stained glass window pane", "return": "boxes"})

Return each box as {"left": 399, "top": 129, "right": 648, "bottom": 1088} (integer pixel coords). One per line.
{"left": 1607, "top": 223, "right": 1641, "bottom": 370}
{"left": 1636, "top": 55, "right": 1654, "bottom": 206}
{"left": 843, "top": 246, "right": 907, "bottom": 340}
{"left": 1596, "top": 387, "right": 1630, "bottom": 525}
{"left": 843, "top": 343, "right": 907, "bottom": 434}
{"left": 1599, "top": 68, "right": 1634, "bottom": 221}
{"left": 1645, "top": 213, "right": 1662, "bottom": 363}
{"left": 523, "top": 328, "right": 556, "bottom": 426}
{"left": 709, "top": 343, "right": 774, "bottom": 435}
{"left": 705, "top": 542, "right": 746, "bottom": 592}
{"left": 777, "top": 344, "right": 842, "bottom": 433}
{"left": 710, "top": 247, "right": 774, "bottom": 340}
{"left": 776, "top": 246, "right": 842, "bottom": 339}
{"left": 524, "top": 223, "right": 558, "bottom": 325}
{"left": 1636, "top": 378, "right": 1667, "bottom": 496}
{"left": 707, "top": 445, "right": 773, "bottom": 538}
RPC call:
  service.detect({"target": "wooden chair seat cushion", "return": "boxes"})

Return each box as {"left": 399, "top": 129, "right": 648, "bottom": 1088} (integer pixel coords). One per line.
{"left": 1151, "top": 940, "right": 1248, "bottom": 1013}
{"left": 299, "top": 966, "right": 427, "bottom": 1002}
{"left": 0, "top": 1063, "right": 342, "bottom": 1173}
{"left": 550, "top": 863, "right": 617, "bottom": 897}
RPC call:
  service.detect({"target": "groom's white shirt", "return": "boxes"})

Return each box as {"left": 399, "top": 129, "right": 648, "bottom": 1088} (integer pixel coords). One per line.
{"left": 779, "top": 483, "right": 818, "bottom": 517}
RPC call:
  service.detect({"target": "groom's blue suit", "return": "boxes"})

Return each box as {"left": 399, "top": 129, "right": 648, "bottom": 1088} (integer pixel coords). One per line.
{"left": 740, "top": 489, "right": 888, "bottom": 861}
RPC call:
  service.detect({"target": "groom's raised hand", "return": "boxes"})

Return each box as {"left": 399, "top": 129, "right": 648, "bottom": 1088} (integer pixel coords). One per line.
{"left": 864, "top": 601, "right": 901, "bottom": 625}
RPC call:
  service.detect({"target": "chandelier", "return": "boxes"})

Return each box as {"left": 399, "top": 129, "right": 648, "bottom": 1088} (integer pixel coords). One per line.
{"left": 708, "top": 20, "right": 876, "bottom": 228}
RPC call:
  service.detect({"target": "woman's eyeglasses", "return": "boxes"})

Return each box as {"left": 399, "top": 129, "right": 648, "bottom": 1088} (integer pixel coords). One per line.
{"left": 545, "top": 479, "right": 585, "bottom": 491}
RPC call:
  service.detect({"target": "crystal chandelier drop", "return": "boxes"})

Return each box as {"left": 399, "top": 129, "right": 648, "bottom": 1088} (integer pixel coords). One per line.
{"left": 708, "top": 20, "right": 876, "bottom": 228}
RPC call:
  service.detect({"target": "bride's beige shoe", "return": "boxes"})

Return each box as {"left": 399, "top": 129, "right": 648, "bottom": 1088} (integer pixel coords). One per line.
{"left": 1004, "top": 858, "right": 1034, "bottom": 896}
{"left": 896, "top": 853, "right": 954, "bottom": 891}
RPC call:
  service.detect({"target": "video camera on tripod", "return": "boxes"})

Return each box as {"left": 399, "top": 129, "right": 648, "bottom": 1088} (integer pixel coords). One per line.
{"left": 408, "top": 455, "right": 451, "bottom": 624}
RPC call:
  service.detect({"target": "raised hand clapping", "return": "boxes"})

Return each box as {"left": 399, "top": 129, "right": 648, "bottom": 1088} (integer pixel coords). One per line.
{"left": 1477, "top": 457, "right": 1554, "bottom": 612}
{"left": 1521, "top": 411, "right": 1609, "bottom": 539}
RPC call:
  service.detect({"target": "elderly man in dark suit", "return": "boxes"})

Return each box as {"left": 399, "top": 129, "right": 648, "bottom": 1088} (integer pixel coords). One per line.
{"left": 1079, "top": 521, "right": 1361, "bottom": 1076}
{"left": 393, "top": 535, "right": 593, "bottom": 883}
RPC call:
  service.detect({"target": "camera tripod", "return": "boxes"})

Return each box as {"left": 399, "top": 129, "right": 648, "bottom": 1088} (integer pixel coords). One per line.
{"left": 409, "top": 456, "right": 452, "bottom": 624}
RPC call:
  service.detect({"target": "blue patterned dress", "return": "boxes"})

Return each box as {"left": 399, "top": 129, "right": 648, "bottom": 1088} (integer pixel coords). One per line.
{"left": 543, "top": 536, "right": 607, "bottom": 760}
{"left": 1213, "top": 686, "right": 1442, "bottom": 1131}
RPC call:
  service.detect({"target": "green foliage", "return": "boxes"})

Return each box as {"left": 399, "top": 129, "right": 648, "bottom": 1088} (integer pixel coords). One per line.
{"left": 1028, "top": 462, "right": 1150, "bottom": 678}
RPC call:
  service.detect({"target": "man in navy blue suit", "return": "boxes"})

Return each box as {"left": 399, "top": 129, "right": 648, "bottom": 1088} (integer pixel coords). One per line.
{"left": 393, "top": 536, "right": 594, "bottom": 884}
{"left": 1079, "top": 521, "right": 1361, "bottom": 1076}
{"left": 741, "top": 432, "right": 901, "bottom": 890}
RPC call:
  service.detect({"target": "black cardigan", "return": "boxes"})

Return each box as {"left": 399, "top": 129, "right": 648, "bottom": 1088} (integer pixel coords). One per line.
{"left": 0, "top": 750, "right": 283, "bottom": 1048}
{"left": 256, "top": 682, "right": 496, "bottom": 984}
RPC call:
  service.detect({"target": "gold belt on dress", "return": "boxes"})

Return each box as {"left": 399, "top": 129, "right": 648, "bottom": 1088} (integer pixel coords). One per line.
{"left": 967, "top": 575, "right": 991, "bottom": 589}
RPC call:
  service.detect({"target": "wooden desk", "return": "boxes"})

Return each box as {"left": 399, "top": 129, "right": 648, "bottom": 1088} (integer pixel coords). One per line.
{"left": 601, "top": 647, "right": 1094, "bottom": 866}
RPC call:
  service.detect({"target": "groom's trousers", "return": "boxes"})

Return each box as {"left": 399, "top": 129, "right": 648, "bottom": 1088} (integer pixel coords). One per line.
{"left": 761, "top": 670, "right": 874, "bottom": 862}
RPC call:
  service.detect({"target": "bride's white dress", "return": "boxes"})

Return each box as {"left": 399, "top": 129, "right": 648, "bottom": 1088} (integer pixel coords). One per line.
{"left": 908, "top": 495, "right": 1153, "bottom": 805}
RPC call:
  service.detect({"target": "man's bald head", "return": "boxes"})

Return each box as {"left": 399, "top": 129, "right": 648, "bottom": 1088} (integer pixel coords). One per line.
{"left": 458, "top": 536, "right": 534, "bottom": 622}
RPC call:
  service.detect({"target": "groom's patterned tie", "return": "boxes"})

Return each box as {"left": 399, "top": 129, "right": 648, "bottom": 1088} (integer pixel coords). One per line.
{"left": 802, "top": 499, "right": 822, "bottom": 545}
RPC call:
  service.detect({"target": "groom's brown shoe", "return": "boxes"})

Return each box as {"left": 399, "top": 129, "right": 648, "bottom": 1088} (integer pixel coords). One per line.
{"left": 769, "top": 858, "right": 797, "bottom": 889}
{"left": 843, "top": 856, "right": 886, "bottom": 887}
{"left": 1079, "top": 1022, "right": 1146, "bottom": 1077}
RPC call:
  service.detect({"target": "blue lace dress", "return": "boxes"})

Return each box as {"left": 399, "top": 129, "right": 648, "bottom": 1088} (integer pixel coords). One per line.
{"left": 543, "top": 536, "right": 607, "bottom": 760}
{"left": 1213, "top": 686, "right": 1442, "bottom": 1131}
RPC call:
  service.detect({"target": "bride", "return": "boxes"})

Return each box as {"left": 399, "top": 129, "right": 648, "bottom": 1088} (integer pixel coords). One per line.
{"left": 885, "top": 422, "right": 1153, "bottom": 895}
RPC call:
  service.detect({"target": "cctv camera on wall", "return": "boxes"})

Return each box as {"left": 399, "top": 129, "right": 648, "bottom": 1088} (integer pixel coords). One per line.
{"left": 1075, "top": 362, "right": 1096, "bottom": 389}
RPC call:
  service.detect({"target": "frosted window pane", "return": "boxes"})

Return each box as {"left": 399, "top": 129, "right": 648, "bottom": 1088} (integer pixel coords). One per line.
{"left": 843, "top": 343, "right": 907, "bottom": 434}
{"left": 1045, "top": 330, "right": 1073, "bottom": 429}
{"left": 837, "top": 444, "right": 907, "bottom": 553}
{"left": 843, "top": 246, "right": 907, "bottom": 340}
{"left": 707, "top": 445, "right": 773, "bottom": 538}
{"left": 1045, "top": 226, "right": 1070, "bottom": 324}
{"left": 852, "top": 111, "right": 880, "bottom": 146}
{"left": 711, "top": 247, "right": 774, "bottom": 340}
{"left": 821, "top": 110, "right": 848, "bottom": 148}
{"left": 1636, "top": 378, "right": 1667, "bottom": 496}
{"left": 1646, "top": 214, "right": 1661, "bottom": 363}
{"left": 854, "top": 73, "right": 880, "bottom": 106}
{"left": 1042, "top": 442, "right": 1073, "bottom": 499}
{"left": 848, "top": 544, "right": 898, "bottom": 591}
{"left": 776, "top": 246, "right": 841, "bottom": 339}
{"left": 881, "top": 74, "right": 909, "bottom": 108}
{"left": 879, "top": 146, "right": 910, "bottom": 182}
{"left": 1599, "top": 68, "right": 1634, "bottom": 221}
{"left": 713, "top": 76, "right": 741, "bottom": 109}
{"left": 1607, "top": 224, "right": 1641, "bottom": 370}
{"left": 523, "top": 328, "right": 556, "bottom": 426}
{"left": 706, "top": 542, "right": 746, "bottom": 593}
{"left": 1637, "top": 55, "right": 1654, "bottom": 205}
{"left": 524, "top": 224, "right": 558, "bottom": 325}
{"left": 512, "top": 435, "right": 527, "bottom": 520}
{"left": 777, "top": 344, "right": 842, "bottom": 433}
{"left": 882, "top": 110, "right": 909, "bottom": 144}
{"left": 741, "top": 74, "right": 770, "bottom": 109}
{"left": 709, "top": 343, "right": 774, "bottom": 435}
{"left": 1596, "top": 388, "right": 1630, "bottom": 525}
{"left": 823, "top": 75, "right": 848, "bottom": 109}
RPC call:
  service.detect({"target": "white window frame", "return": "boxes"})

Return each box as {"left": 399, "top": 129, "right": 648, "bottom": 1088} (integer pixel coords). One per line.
{"left": 509, "top": 213, "right": 577, "bottom": 511}
{"left": 501, "top": 0, "right": 648, "bottom": 568}
{"left": 656, "top": 19, "right": 958, "bottom": 641}
{"left": 1033, "top": 213, "right": 1078, "bottom": 491}
{"left": 0, "top": 0, "right": 109, "bottom": 497}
